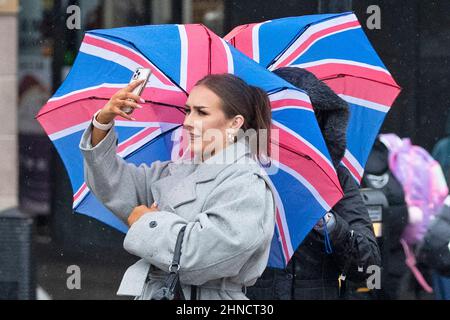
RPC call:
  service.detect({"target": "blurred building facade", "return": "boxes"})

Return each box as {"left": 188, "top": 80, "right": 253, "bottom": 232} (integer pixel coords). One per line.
{"left": 0, "top": 1, "right": 18, "bottom": 212}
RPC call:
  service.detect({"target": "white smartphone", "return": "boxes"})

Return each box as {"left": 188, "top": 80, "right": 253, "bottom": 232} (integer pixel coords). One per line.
{"left": 123, "top": 67, "right": 152, "bottom": 114}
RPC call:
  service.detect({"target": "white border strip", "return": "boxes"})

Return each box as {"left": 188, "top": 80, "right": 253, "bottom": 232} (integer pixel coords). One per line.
{"left": 49, "top": 121, "right": 91, "bottom": 141}
{"left": 85, "top": 34, "right": 175, "bottom": 85}
{"left": 263, "top": 172, "right": 294, "bottom": 258}
{"left": 270, "top": 14, "right": 359, "bottom": 70}
{"left": 80, "top": 43, "right": 181, "bottom": 93}
{"left": 86, "top": 34, "right": 150, "bottom": 66}
{"left": 269, "top": 88, "right": 311, "bottom": 105}
{"left": 339, "top": 94, "right": 390, "bottom": 113}
{"left": 344, "top": 149, "right": 364, "bottom": 178}
{"left": 73, "top": 185, "right": 90, "bottom": 208}
{"left": 49, "top": 78, "right": 181, "bottom": 104}
{"left": 252, "top": 23, "right": 263, "bottom": 63}
{"left": 81, "top": 42, "right": 142, "bottom": 72}
{"left": 117, "top": 127, "right": 164, "bottom": 158}
{"left": 291, "top": 58, "right": 391, "bottom": 76}
{"left": 178, "top": 25, "right": 188, "bottom": 90}
{"left": 341, "top": 161, "right": 361, "bottom": 184}
{"left": 50, "top": 119, "right": 178, "bottom": 142}
{"left": 48, "top": 83, "right": 125, "bottom": 103}
{"left": 272, "top": 106, "right": 314, "bottom": 113}
{"left": 220, "top": 38, "right": 234, "bottom": 74}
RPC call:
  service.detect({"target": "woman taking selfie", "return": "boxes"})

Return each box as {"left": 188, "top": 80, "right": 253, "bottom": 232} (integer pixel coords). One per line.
{"left": 79, "top": 74, "right": 276, "bottom": 300}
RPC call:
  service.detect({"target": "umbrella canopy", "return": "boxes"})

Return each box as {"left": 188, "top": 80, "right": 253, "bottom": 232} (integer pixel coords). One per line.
{"left": 225, "top": 12, "right": 401, "bottom": 182}
{"left": 36, "top": 24, "right": 343, "bottom": 268}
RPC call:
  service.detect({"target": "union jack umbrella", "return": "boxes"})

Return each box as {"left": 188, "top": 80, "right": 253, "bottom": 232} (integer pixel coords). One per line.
{"left": 36, "top": 24, "right": 344, "bottom": 268}
{"left": 225, "top": 12, "right": 401, "bottom": 182}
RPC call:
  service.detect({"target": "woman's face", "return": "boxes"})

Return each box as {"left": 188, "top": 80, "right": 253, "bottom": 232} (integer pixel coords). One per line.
{"left": 183, "top": 85, "right": 242, "bottom": 159}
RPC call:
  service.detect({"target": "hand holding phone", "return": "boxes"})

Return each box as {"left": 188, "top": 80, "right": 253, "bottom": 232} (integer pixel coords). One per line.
{"left": 122, "top": 68, "right": 152, "bottom": 114}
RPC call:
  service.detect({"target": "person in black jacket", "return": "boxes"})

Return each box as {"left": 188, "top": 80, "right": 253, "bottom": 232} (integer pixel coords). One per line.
{"left": 360, "top": 137, "right": 409, "bottom": 299}
{"left": 418, "top": 198, "right": 450, "bottom": 299}
{"left": 247, "top": 67, "right": 381, "bottom": 300}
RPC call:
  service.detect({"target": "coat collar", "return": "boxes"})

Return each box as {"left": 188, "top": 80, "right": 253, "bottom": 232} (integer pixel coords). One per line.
{"left": 195, "top": 139, "right": 252, "bottom": 183}
{"left": 164, "top": 140, "right": 256, "bottom": 210}
{"left": 168, "top": 140, "right": 252, "bottom": 183}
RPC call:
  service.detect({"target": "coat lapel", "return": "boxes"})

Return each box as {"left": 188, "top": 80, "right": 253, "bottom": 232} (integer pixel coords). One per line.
{"left": 193, "top": 140, "right": 251, "bottom": 183}
{"left": 164, "top": 141, "right": 252, "bottom": 209}
{"left": 167, "top": 178, "right": 198, "bottom": 209}
{"left": 152, "top": 161, "right": 198, "bottom": 210}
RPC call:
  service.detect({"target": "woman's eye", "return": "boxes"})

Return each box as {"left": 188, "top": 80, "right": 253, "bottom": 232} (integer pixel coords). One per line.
{"left": 184, "top": 108, "right": 191, "bottom": 113}
{"left": 198, "top": 110, "right": 207, "bottom": 115}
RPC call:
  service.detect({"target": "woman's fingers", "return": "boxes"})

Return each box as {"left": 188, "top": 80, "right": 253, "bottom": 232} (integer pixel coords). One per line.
{"left": 117, "top": 91, "right": 145, "bottom": 103}
{"left": 124, "top": 92, "right": 146, "bottom": 103}
{"left": 125, "top": 79, "right": 145, "bottom": 92}
{"left": 102, "top": 81, "right": 145, "bottom": 122}
{"left": 108, "top": 100, "right": 141, "bottom": 121}
{"left": 121, "top": 99, "right": 143, "bottom": 110}
{"left": 118, "top": 110, "right": 135, "bottom": 121}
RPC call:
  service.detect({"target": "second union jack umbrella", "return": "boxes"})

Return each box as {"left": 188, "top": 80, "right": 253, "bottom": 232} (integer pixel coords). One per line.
{"left": 36, "top": 24, "right": 344, "bottom": 267}
{"left": 225, "top": 12, "right": 401, "bottom": 182}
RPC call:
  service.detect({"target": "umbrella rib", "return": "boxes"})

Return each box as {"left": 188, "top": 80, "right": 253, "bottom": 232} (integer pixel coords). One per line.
{"left": 266, "top": 25, "right": 309, "bottom": 70}
{"left": 318, "top": 74, "right": 401, "bottom": 90}
{"left": 198, "top": 24, "right": 213, "bottom": 74}
{"left": 145, "top": 100, "right": 186, "bottom": 114}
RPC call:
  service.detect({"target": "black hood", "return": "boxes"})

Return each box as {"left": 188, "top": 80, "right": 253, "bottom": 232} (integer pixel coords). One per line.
{"left": 274, "top": 67, "right": 349, "bottom": 168}
{"left": 364, "top": 138, "right": 389, "bottom": 175}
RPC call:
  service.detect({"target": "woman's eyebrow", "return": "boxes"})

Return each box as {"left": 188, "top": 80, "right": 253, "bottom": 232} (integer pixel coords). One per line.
{"left": 184, "top": 104, "right": 208, "bottom": 110}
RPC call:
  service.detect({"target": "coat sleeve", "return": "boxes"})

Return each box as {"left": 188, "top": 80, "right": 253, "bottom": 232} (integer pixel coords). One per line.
{"left": 122, "top": 169, "right": 275, "bottom": 286}
{"left": 79, "top": 125, "right": 170, "bottom": 223}
{"left": 328, "top": 166, "right": 381, "bottom": 282}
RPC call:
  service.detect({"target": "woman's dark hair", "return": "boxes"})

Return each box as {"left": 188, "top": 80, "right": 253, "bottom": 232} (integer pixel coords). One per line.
{"left": 195, "top": 73, "right": 272, "bottom": 162}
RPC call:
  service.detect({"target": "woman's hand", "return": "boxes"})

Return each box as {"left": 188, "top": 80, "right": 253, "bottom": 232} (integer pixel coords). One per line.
{"left": 128, "top": 202, "right": 159, "bottom": 227}
{"left": 96, "top": 80, "right": 146, "bottom": 123}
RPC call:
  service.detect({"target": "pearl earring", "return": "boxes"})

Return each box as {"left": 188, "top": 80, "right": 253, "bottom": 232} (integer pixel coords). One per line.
{"left": 227, "top": 132, "right": 235, "bottom": 143}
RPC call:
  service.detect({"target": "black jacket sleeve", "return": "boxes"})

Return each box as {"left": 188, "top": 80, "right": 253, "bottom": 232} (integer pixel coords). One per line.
{"left": 328, "top": 165, "right": 381, "bottom": 282}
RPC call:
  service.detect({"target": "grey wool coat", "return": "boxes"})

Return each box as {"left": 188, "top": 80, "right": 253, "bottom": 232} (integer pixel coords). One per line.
{"left": 79, "top": 124, "right": 276, "bottom": 300}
